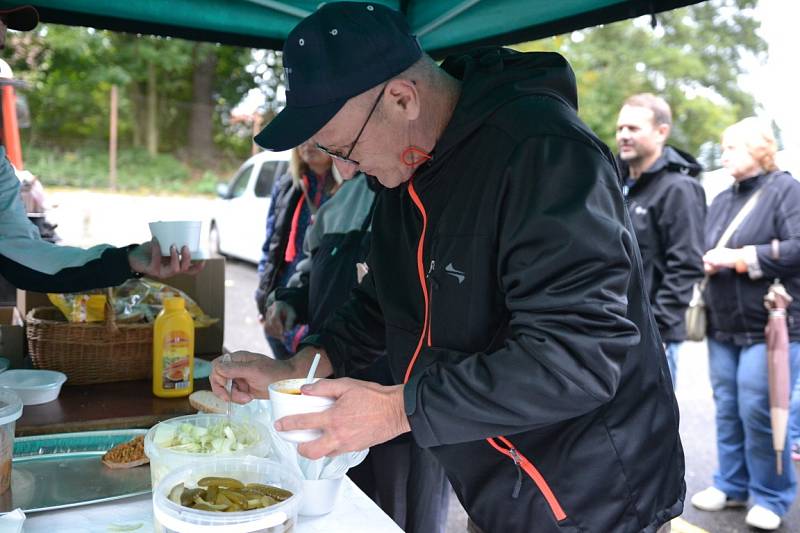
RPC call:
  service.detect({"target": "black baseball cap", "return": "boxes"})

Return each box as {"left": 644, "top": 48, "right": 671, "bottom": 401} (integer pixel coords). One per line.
{"left": 255, "top": 2, "right": 422, "bottom": 151}
{"left": 0, "top": 5, "right": 38, "bottom": 31}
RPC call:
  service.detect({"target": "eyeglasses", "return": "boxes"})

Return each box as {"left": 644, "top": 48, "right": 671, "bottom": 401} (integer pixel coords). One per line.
{"left": 316, "top": 84, "right": 385, "bottom": 167}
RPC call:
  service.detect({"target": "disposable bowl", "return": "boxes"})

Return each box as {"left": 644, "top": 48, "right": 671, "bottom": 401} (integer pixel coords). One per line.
{"left": 144, "top": 414, "right": 271, "bottom": 490}
{"left": 0, "top": 389, "right": 22, "bottom": 494}
{"left": 268, "top": 379, "right": 334, "bottom": 444}
{"left": 148, "top": 220, "right": 202, "bottom": 257}
{"left": 153, "top": 456, "right": 302, "bottom": 533}
{"left": 0, "top": 369, "right": 66, "bottom": 405}
{"left": 299, "top": 476, "right": 343, "bottom": 517}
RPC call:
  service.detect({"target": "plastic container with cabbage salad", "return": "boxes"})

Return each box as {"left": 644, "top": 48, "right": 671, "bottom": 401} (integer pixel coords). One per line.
{"left": 153, "top": 457, "right": 302, "bottom": 533}
{"left": 144, "top": 414, "right": 271, "bottom": 490}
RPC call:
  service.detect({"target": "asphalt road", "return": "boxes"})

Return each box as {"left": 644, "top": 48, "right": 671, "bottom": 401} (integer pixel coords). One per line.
{"left": 47, "top": 189, "right": 800, "bottom": 532}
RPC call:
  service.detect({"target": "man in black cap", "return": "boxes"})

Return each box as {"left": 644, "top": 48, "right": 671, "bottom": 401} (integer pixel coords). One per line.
{"left": 0, "top": 5, "right": 201, "bottom": 293}
{"left": 212, "top": 3, "right": 684, "bottom": 531}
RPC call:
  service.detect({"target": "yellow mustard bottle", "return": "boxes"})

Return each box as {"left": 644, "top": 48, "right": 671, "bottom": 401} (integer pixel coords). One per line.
{"left": 152, "top": 296, "right": 194, "bottom": 398}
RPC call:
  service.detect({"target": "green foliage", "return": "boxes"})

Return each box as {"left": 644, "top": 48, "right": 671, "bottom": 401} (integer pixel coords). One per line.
{"left": 513, "top": 0, "right": 766, "bottom": 167}
{"left": 24, "top": 145, "right": 224, "bottom": 195}
{"left": 5, "top": 25, "right": 257, "bottom": 161}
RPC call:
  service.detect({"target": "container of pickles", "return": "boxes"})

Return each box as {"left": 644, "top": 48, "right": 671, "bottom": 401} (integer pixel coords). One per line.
{"left": 153, "top": 457, "right": 303, "bottom": 532}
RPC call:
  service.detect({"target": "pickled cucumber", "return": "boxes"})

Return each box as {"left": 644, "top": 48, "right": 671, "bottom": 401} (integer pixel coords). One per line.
{"left": 168, "top": 478, "right": 293, "bottom": 513}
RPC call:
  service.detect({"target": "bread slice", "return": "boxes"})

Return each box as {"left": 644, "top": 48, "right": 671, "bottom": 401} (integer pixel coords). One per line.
{"left": 189, "top": 390, "right": 229, "bottom": 414}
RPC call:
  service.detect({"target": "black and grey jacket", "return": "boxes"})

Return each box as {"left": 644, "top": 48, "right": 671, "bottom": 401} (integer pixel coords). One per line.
{"left": 302, "top": 47, "right": 684, "bottom": 532}
{"left": 619, "top": 146, "right": 706, "bottom": 342}
{"left": 705, "top": 171, "right": 800, "bottom": 345}
{"left": 276, "top": 174, "right": 378, "bottom": 336}
{"left": 254, "top": 173, "right": 302, "bottom": 315}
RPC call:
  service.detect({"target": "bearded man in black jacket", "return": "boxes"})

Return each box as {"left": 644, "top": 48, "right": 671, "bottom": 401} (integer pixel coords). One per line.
{"left": 616, "top": 93, "right": 706, "bottom": 388}
{"left": 212, "top": 3, "right": 684, "bottom": 532}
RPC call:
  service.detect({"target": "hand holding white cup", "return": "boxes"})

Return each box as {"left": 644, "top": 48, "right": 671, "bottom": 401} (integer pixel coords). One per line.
{"left": 148, "top": 220, "right": 202, "bottom": 257}
{"left": 269, "top": 375, "right": 335, "bottom": 444}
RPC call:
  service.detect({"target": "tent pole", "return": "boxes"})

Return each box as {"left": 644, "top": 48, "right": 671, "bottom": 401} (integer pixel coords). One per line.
{"left": 415, "top": 0, "right": 482, "bottom": 37}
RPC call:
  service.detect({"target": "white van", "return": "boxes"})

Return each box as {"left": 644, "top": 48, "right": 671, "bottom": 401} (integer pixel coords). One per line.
{"left": 208, "top": 149, "right": 292, "bottom": 264}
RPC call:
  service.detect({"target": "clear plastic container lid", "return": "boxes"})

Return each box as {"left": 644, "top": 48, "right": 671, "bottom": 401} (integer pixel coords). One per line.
{"left": 153, "top": 456, "right": 303, "bottom": 533}
{"left": 0, "top": 388, "right": 24, "bottom": 426}
{"left": 0, "top": 369, "right": 67, "bottom": 391}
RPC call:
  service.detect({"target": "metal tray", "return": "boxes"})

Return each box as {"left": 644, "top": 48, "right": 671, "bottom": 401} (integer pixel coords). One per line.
{"left": 1, "top": 429, "right": 151, "bottom": 514}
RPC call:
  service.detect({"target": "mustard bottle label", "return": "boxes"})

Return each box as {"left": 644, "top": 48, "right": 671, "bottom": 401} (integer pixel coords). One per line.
{"left": 161, "top": 329, "right": 191, "bottom": 390}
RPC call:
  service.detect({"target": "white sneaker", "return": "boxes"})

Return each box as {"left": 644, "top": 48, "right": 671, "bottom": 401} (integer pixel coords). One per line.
{"left": 745, "top": 505, "right": 781, "bottom": 530}
{"left": 690, "top": 487, "right": 747, "bottom": 511}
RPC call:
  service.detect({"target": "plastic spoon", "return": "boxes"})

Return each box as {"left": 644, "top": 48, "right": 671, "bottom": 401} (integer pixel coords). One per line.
{"left": 222, "top": 353, "right": 232, "bottom": 423}
{"left": 305, "top": 353, "right": 321, "bottom": 387}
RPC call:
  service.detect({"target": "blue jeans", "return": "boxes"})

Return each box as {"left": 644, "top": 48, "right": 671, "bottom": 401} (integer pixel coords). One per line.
{"left": 791, "top": 373, "right": 800, "bottom": 446}
{"left": 707, "top": 338, "right": 800, "bottom": 516}
{"left": 665, "top": 342, "right": 681, "bottom": 389}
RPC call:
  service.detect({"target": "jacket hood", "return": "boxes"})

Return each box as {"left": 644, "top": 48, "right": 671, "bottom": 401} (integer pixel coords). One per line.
{"left": 651, "top": 145, "right": 702, "bottom": 177}
{"left": 429, "top": 47, "right": 578, "bottom": 164}
{"left": 618, "top": 145, "right": 703, "bottom": 184}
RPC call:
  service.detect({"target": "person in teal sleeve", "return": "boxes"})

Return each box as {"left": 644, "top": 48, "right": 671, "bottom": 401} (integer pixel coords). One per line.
{"left": 0, "top": 5, "right": 200, "bottom": 292}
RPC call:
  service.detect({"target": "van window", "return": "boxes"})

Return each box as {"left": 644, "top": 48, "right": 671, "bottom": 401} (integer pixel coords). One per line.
{"left": 255, "top": 161, "right": 281, "bottom": 198}
{"left": 229, "top": 165, "right": 252, "bottom": 198}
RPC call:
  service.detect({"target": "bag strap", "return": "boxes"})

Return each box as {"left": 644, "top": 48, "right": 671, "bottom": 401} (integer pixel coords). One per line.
{"left": 715, "top": 187, "right": 763, "bottom": 249}
{"left": 698, "top": 174, "right": 777, "bottom": 293}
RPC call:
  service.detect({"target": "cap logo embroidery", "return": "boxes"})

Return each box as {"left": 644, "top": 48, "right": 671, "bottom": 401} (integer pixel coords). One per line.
{"left": 298, "top": 38, "right": 305, "bottom": 46}
{"left": 366, "top": 5, "right": 374, "bottom": 10}
{"left": 330, "top": 29, "right": 338, "bottom": 35}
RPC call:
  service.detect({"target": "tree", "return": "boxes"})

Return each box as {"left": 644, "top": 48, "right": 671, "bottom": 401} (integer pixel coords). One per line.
{"left": 514, "top": 0, "right": 766, "bottom": 167}
{"left": 6, "top": 25, "right": 257, "bottom": 163}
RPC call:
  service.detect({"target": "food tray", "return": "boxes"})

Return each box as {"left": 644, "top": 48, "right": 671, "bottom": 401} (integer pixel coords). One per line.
{"left": 0, "top": 429, "right": 150, "bottom": 514}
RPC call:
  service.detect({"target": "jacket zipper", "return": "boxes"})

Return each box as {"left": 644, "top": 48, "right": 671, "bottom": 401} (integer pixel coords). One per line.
{"left": 407, "top": 183, "right": 565, "bottom": 523}
{"left": 405, "top": 180, "right": 430, "bottom": 383}
{"left": 486, "top": 436, "right": 568, "bottom": 522}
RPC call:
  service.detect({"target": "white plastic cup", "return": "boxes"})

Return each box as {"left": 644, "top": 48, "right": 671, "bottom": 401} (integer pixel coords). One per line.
{"left": 268, "top": 378, "right": 334, "bottom": 444}
{"left": 299, "top": 476, "right": 344, "bottom": 517}
{"left": 148, "top": 220, "right": 202, "bottom": 257}
{"left": 153, "top": 457, "right": 303, "bottom": 533}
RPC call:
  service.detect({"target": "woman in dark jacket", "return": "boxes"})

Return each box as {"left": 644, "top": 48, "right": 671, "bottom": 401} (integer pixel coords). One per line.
{"left": 255, "top": 140, "right": 336, "bottom": 359}
{"left": 690, "top": 117, "right": 800, "bottom": 531}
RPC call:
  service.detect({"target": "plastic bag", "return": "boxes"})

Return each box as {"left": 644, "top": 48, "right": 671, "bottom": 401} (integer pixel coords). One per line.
{"left": 236, "top": 399, "right": 368, "bottom": 480}
{"left": 48, "top": 278, "right": 218, "bottom": 327}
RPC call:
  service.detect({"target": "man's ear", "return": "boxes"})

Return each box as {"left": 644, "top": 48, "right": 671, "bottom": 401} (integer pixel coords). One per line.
{"left": 656, "top": 123, "right": 671, "bottom": 144}
{"left": 385, "top": 79, "right": 420, "bottom": 121}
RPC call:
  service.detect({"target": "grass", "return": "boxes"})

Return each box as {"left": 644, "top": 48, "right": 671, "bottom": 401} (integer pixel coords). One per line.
{"left": 23, "top": 145, "right": 235, "bottom": 196}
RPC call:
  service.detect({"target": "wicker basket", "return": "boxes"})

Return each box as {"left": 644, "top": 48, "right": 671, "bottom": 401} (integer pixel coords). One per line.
{"left": 26, "top": 306, "right": 153, "bottom": 385}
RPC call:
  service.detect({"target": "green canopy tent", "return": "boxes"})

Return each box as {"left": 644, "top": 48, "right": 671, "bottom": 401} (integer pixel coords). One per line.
{"left": 1, "top": 0, "right": 704, "bottom": 54}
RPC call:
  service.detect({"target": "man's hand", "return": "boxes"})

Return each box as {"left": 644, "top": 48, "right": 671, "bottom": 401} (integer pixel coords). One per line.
{"left": 210, "top": 347, "right": 333, "bottom": 404}
{"left": 274, "top": 378, "right": 411, "bottom": 459}
{"left": 264, "top": 300, "right": 297, "bottom": 337}
{"left": 128, "top": 238, "right": 204, "bottom": 279}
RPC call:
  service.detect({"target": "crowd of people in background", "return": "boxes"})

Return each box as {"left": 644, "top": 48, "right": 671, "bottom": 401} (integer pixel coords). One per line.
{"left": 615, "top": 96, "right": 800, "bottom": 530}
